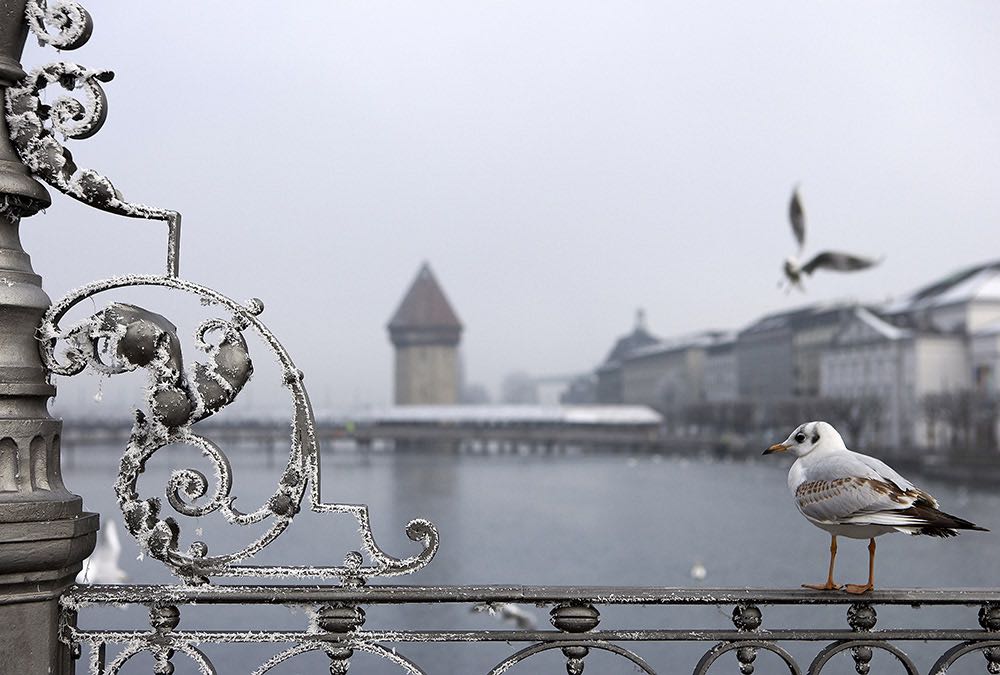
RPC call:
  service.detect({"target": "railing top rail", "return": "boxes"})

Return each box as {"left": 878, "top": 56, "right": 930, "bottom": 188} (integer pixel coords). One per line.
{"left": 63, "top": 628, "right": 1000, "bottom": 643}
{"left": 64, "top": 584, "right": 1000, "bottom": 607}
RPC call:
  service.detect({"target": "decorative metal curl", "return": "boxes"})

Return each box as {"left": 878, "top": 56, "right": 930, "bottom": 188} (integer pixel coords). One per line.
{"left": 807, "top": 640, "right": 918, "bottom": 675}
{"left": 693, "top": 641, "right": 801, "bottom": 675}
{"left": 6, "top": 54, "right": 182, "bottom": 275}
{"left": 42, "top": 275, "right": 438, "bottom": 583}
{"left": 486, "top": 641, "right": 657, "bottom": 675}
{"left": 26, "top": 0, "right": 93, "bottom": 50}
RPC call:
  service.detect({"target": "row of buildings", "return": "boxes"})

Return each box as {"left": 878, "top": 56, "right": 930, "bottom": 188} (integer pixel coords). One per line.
{"left": 385, "top": 259, "right": 1000, "bottom": 452}
{"left": 580, "top": 261, "right": 1000, "bottom": 452}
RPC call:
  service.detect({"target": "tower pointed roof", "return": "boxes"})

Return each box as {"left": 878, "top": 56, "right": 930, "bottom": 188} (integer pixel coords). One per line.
{"left": 388, "top": 263, "right": 462, "bottom": 346}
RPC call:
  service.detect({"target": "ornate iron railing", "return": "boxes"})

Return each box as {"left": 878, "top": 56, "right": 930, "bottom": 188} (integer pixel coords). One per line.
{"left": 61, "top": 586, "right": 1000, "bottom": 674}
{"left": 0, "top": 2, "right": 998, "bottom": 674}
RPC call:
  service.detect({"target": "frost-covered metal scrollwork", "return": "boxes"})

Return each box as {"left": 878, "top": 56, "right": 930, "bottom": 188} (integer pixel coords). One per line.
{"left": 8, "top": 1, "right": 182, "bottom": 276}
{"left": 41, "top": 275, "right": 439, "bottom": 584}
{"left": 252, "top": 642, "right": 426, "bottom": 675}
{"left": 25, "top": 0, "right": 93, "bottom": 50}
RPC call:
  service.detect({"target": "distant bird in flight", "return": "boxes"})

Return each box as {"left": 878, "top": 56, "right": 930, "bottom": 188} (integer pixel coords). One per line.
{"left": 764, "top": 421, "right": 986, "bottom": 593}
{"left": 781, "top": 187, "right": 880, "bottom": 290}
{"left": 471, "top": 602, "right": 538, "bottom": 630}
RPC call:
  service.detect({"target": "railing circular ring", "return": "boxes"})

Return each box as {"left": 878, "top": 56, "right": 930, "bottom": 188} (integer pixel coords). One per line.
{"left": 927, "top": 639, "right": 1000, "bottom": 675}
{"left": 694, "top": 640, "right": 801, "bottom": 675}
{"left": 105, "top": 641, "right": 216, "bottom": 675}
{"left": 486, "top": 640, "right": 656, "bottom": 675}
{"left": 807, "top": 639, "right": 918, "bottom": 675}
{"left": 251, "top": 641, "right": 426, "bottom": 675}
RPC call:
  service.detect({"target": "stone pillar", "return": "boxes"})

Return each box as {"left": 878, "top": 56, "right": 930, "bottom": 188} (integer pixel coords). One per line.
{"left": 0, "top": 2, "right": 98, "bottom": 673}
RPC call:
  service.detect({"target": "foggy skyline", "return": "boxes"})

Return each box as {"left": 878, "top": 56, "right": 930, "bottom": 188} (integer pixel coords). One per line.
{"left": 19, "top": 1, "right": 1000, "bottom": 414}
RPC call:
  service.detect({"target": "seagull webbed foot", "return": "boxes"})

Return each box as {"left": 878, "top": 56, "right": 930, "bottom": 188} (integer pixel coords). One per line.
{"left": 801, "top": 581, "right": 841, "bottom": 591}
{"left": 843, "top": 583, "right": 873, "bottom": 595}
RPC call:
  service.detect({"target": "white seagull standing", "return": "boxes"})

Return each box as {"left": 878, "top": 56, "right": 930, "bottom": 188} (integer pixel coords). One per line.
{"left": 764, "top": 421, "right": 986, "bottom": 594}
{"left": 782, "top": 187, "right": 881, "bottom": 290}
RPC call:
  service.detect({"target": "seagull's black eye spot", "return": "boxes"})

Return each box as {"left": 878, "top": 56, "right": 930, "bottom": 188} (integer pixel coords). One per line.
{"left": 794, "top": 433, "right": 806, "bottom": 443}
{"left": 812, "top": 433, "right": 820, "bottom": 443}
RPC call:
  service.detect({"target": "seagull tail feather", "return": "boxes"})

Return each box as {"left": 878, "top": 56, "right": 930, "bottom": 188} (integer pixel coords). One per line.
{"left": 903, "top": 505, "right": 988, "bottom": 538}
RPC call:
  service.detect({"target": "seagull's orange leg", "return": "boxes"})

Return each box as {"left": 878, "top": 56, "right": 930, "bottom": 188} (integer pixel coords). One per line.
{"left": 803, "top": 535, "right": 840, "bottom": 590}
{"left": 844, "top": 538, "right": 876, "bottom": 594}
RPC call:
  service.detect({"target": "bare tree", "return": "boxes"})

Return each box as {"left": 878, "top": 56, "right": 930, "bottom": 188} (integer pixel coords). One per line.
{"left": 923, "top": 390, "right": 977, "bottom": 452}
{"left": 818, "top": 396, "right": 884, "bottom": 448}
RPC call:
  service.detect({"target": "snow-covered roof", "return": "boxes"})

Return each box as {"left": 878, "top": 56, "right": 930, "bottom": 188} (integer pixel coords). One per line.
{"left": 885, "top": 260, "right": 1000, "bottom": 313}
{"left": 624, "top": 330, "right": 733, "bottom": 361}
{"left": 850, "top": 307, "right": 909, "bottom": 340}
{"left": 340, "top": 405, "right": 663, "bottom": 427}
{"left": 739, "top": 301, "right": 854, "bottom": 336}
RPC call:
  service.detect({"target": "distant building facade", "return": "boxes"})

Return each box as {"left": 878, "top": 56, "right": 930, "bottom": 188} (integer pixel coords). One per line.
{"left": 619, "top": 332, "right": 730, "bottom": 414}
{"left": 387, "top": 263, "right": 463, "bottom": 405}
{"left": 703, "top": 336, "right": 738, "bottom": 402}
{"left": 560, "top": 374, "right": 598, "bottom": 404}
{"left": 736, "top": 303, "right": 852, "bottom": 401}
{"left": 595, "top": 310, "right": 659, "bottom": 404}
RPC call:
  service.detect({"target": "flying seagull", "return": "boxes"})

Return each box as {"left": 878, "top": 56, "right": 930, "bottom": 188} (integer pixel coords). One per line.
{"left": 471, "top": 602, "right": 538, "bottom": 630}
{"left": 764, "top": 421, "right": 986, "bottom": 594}
{"left": 782, "top": 187, "right": 880, "bottom": 289}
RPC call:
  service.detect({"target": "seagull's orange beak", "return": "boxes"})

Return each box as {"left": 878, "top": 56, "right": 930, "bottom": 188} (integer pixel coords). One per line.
{"left": 762, "top": 443, "right": 788, "bottom": 456}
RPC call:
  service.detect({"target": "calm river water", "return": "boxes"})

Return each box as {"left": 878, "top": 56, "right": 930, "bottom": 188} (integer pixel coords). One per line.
{"left": 63, "top": 444, "right": 1000, "bottom": 674}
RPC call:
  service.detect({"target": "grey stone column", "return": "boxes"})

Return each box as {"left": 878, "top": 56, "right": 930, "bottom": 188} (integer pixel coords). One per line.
{"left": 0, "top": 2, "right": 99, "bottom": 673}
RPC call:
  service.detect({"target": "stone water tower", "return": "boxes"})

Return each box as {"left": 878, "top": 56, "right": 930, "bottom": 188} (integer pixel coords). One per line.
{"left": 387, "top": 263, "right": 463, "bottom": 404}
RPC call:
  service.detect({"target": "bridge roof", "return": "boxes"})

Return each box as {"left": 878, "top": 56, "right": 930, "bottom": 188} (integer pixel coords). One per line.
{"left": 346, "top": 405, "right": 663, "bottom": 427}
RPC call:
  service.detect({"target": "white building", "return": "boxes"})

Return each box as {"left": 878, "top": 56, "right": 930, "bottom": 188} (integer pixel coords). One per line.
{"left": 821, "top": 308, "right": 969, "bottom": 449}
{"left": 703, "top": 335, "right": 738, "bottom": 402}
{"left": 620, "top": 332, "right": 730, "bottom": 414}
{"left": 971, "top": 321, "right": 1000, "bottom": 393}
{"left": 736, "top": 303, "right": 853, "bottom": 400}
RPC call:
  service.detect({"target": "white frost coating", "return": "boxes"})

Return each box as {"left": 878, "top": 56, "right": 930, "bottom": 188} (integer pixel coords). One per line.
{"left": 251, "top": 642, "right": 426, "bottom": 675}
{"left": 25, "top": 0, "right": 93, "bottom": 50}
{"left": 101, "top": 641, "right": 216, "bottom": 675}
{"left": 5, "top": 59, "right": 183, "bottom": 276}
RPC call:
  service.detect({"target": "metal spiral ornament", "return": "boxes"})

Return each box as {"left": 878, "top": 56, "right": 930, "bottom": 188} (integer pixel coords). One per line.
{"left": 40, "top": 275, "right": 439, "bottom": 584}
{"left": 9, "top": 0, "right": 182, "bottom": 276}
{"left": 25, "top": 0, "right": 93, "bottom": 50}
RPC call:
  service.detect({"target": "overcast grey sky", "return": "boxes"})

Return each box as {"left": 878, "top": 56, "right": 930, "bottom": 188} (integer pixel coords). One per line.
{"left": 22, "top": 1, "right": 1000, "bottom": 414}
